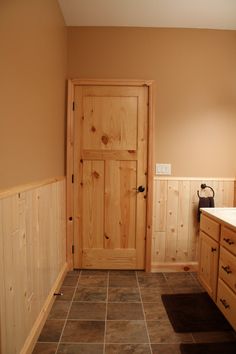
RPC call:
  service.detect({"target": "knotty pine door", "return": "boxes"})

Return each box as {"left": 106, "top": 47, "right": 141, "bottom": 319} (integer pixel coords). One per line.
{"left": 74, "top": 85, "right": 148, "bottom": 269}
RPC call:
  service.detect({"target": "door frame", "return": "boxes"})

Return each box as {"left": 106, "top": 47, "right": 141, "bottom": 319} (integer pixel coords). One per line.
{"left": 66, "top": 79, "right": 155, "bottom": 272}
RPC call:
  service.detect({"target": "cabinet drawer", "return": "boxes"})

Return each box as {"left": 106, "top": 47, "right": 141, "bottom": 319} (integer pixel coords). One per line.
{"left": 221, "top": 226, "right": 236, "bottom": 256}
{"left": 219, "top": 247, "right": 236, "bottom": 294}
{"left": 217, "top": 278, "right": 236, "bottom": 331}
{"left": 200, "top": 214, "right": 220, "bottom": 242}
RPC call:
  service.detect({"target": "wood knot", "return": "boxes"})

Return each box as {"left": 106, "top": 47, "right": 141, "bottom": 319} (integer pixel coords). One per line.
{"left": 92, "top": 171, "right": 100, "bottom": 179}
{"left": 104, "top": 234, "right": 109, "bottom": 240}
{"left": 128, "top": 150, "right": 135, "bottom": 153}
{"left": 184, "top": 266, "right": 190, "bottom": 271}
{"left": 101, "top": 135, "right": 109, "bottom": 145}
{"left": 91, "top": 126, "right": 96, "bottom": 132}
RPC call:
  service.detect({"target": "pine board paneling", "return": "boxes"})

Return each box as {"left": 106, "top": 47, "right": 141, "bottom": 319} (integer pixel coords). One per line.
{"left": 152, "top": 177, "right": 235, "bottom": 271}
{"left": 0, "top": 179, "right": 66, "bottom": 353}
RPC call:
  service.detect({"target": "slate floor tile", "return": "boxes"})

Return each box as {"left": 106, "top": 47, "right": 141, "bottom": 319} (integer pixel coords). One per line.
{"left": 78, "top": 275, "right": 107, "bottom": 287}
{"left": 38, "top": 320, "right": 65, "bottom": 342}
{"left": 143, "top": 302, "right": 169, "bottom": 321}
{"left": 48, "top": 301, "right": 71, "bottom": 319}
{"left": 106, "top": 320, "right": 149, "bottom": 343}
{"left": 107, "top": 303, "right": 144, "bottom": 320}
{"left": 62, "top": 276, "right": 78, "bottom": 287}
{"left": 74, "top": 286, "right": 107, "bottom": 302}
{"left": 147, "top": 321, "right": 193, "bottom": 344}
{"left": 109, "top": 276, "right": 138, "bottom": 288}
{"left": 61, "top": 320, "right": 105, "bottom": 343}
{"left": 57, "top": 343, "right": 104, "bottom": 354}
{"left": 32, "top": 342, "right": 58, "bottom": 354}
{"left": 56, "top": 286, "right": 75, "bottom": 302}
{"left": 140, "top": 287, "right": 172, "bottom": 302}
{"left": 108, "top": 287, "right": 141, "bottom": 302}
{"left": 105, "top": 343, "right": 151, "bottom": 353}
{"left": 69, "top": 302, "right": 106, "bottom": 320}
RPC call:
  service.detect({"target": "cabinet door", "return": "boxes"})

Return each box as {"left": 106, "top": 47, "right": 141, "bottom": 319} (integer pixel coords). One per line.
{"left": 198, "top": 231, "right": 219, "bottom": 301}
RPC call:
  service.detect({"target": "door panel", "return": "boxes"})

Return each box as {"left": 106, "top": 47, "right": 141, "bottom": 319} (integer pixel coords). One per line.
{"left": 104, "top": 160, "right": 136, "bottom": 250}
{"left": 74, "top": 85, "right": 148, "bottom": 269}
{"left": 83, "top": 96, "right": 137, "bottom": 150}
{"left": 82, "top": 161, "right": 104, "bottom": 249}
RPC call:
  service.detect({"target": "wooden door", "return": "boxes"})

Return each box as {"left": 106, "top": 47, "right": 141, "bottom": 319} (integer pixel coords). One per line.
{"left": 73, "top": 85, "right": 148, "bottom": 269}
{"left": 198, "top": 231, "right": 219, "bottom": 300}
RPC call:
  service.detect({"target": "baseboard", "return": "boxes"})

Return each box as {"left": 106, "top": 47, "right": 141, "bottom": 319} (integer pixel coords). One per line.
{"left": 20, "top": 262, "right": 68, "bottom": 354}
{"left": 151, "top": 262, "right": 198, "bottom": 272}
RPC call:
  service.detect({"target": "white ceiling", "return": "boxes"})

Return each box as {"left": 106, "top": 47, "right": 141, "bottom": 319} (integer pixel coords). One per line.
{"left": 58, "top": 0, "right": 236, "bottom": 30}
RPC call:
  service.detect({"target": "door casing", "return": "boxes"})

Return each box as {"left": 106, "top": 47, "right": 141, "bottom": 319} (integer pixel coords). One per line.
{"left": 66, "top": 79, "right": 155, "bottom": 272}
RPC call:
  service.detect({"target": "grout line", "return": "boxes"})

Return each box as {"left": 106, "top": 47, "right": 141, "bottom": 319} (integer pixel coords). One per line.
{"left": 103, "top": 271, "right": 109, "bottom": 354}
{"left": 163, "top": 271, "right": 168, "bottom": 282}
{"left": 55, "top": 271, "right": 82, "bottom": 354}
{"left": 136, "top": 271, "right": 153, "bottom": 354}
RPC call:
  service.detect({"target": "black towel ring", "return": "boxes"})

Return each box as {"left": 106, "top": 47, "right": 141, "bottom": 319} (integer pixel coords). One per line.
{"left": 197, "top": 183, "right": 215, "bottom": 198}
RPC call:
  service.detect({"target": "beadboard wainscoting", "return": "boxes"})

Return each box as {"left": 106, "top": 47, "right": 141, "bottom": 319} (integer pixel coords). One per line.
{"left": 0, "top": 178, "right": 67, "bottom": 354}
{"left": 152, "top": 177, "right": 235, "bottom": 272}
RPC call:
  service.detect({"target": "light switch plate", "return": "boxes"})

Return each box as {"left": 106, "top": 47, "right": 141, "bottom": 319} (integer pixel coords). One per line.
{"left": 156, "top": 163, "right": 171, "bottom": 175}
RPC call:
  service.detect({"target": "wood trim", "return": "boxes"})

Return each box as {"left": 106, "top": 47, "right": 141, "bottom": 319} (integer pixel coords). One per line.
{"left": 155, "top": 176, "right": 236, "bottom": 181}
{"left": 66, "top": 79, "right": 75, "bottom": 270}
{"left": 73, "top": 86, "right": 83, "bottom": 269}
{"left": 151, "top": 262, "right": 198, "bottom": 273}
{"left": 145, "top": 82, "right": 155, "bottom": 272}
{"left": 71, "top": 79, "right": 154, "bottom": 87}
{"left": 20, "top": 262, "right": 68, "bottom": 354}
{"left": 67, "top": 79, "right": 155, "bottom": 272}
{"left": 0, "top": 176, "right": 65, "bottom": 200}
{"left": 234, "top": 180, "right": 236, "bottom": 207}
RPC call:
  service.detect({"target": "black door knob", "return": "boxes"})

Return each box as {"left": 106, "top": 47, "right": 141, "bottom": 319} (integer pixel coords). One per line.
{"left": 137, "top": 186, "right": 145, "bottom": 193}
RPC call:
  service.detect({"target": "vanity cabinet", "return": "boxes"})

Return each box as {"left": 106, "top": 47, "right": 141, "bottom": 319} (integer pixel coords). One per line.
{"left": 199, "top": 210, "right": 236, "bottom": 331}
{"left": 217, "top": 225, "right": 236, "bottom": 330}
{"left": 199, "top": 215, "right": 220, "bottom": 301}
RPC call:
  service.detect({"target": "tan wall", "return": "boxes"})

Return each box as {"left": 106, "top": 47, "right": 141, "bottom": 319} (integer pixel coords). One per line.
{"left": 68, "top": 27, "right": 236, "bottom": 177}
{"left": 0, "top": 0, "right": 67, "bottom": 189}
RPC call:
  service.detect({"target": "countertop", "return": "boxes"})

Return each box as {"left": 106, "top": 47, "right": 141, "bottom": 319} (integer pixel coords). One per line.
{"left": 201, "top": 208, "right": 236, "bottom": 230}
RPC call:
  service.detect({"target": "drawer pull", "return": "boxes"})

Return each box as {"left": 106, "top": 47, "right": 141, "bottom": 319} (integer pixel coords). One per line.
{"left": 211, "top": 247, "right": 217, "bottom": 252}
{"left": 220, "top": 298, "right": 230, "bottom": 309}
{"left": 221, "top": 265, "right": 232, "bottom": 274}
{"left": 223, "top": 238, "right": 235, "bottom": 245}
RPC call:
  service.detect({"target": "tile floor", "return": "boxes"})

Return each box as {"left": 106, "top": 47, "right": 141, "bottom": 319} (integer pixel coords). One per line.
{"left": 33, "top": 271, "right": 236, "bottom": 354}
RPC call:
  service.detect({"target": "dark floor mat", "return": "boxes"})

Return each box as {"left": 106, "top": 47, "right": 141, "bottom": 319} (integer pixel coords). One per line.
{"left": 161, "top": 292, "right": 232, "bottom": 332}
{"left": 180, "top": 342, "right": 236, "bottom": 354}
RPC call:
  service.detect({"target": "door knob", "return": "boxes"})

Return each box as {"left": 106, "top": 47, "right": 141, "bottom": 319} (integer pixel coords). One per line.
{"left": 135, "top": 186, "right": 145, "bottom": 193}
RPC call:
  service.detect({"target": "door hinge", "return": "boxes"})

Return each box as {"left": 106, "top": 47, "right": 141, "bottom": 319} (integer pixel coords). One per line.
{"left": 72, "top": 245, "right": 75, "bottom": 254}
{"left": 72, "top": 101, "right": 75, "bottom": 111}
{"left": 72, "top": 174, "right": 74, "bottom": 183}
